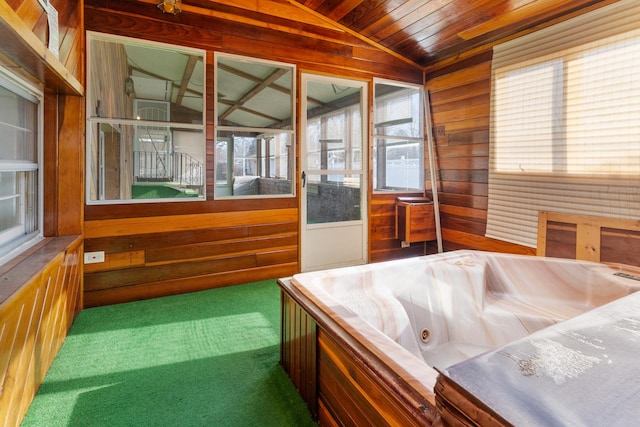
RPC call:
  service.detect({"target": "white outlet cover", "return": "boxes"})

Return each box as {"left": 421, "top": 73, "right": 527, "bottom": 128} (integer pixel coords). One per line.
{"left": 84, "top": 251, "right": 105, "bottom": 264}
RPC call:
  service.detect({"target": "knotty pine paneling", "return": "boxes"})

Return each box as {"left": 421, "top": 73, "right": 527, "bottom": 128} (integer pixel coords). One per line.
{"left": 370, "top": 193, "right": 435, "bottom": 262}
{"left": 84, "top": 210, "right": 298, "bottom": 307}
{"left": 426, "top": 53, "right": 533, "bottom": 255}
{"left": 317, "top": 328, "right": 433, "bottom": 426}
{"left": 0, "top": 236, "right": 82, "bottom": 427}
{"left": 280, "top": 289, "right": 317, "bottom": 420}
{"left": 83, "top": 1, "right": 423, "bottom": 305}
{"left": 84, "top": 0, "right": 422, "bottom": 83}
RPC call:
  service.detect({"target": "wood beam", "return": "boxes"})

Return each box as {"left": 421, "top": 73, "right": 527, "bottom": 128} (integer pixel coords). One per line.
{"left": 219, "top": 67, "right": 288, "bottom": 120}
{"left": 175, "top": 54, "right": 199, "bottom": 107}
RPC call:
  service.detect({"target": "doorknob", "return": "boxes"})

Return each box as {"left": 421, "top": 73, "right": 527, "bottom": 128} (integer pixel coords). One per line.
{"left": 301, "top": 171, "right": 306, "bottom": 188}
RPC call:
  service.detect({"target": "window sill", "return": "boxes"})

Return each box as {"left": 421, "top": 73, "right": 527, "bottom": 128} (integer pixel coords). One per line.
{"left": 0, "top": 235, "right": 81, "bottom": 306}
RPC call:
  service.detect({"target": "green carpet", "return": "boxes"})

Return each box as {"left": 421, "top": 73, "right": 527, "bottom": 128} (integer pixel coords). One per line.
{"left": 22, "top": 280, "right": 316, "bottom": 426}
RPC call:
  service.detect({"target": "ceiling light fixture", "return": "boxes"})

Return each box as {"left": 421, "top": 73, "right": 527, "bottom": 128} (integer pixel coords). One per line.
{"left": 158, "top": 0, "right": 182, "bottom": 15}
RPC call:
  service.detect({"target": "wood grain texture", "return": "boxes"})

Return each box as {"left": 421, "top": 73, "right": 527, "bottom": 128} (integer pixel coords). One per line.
{"left": 0, "top": 0, "right": 84, "bottom": 94}
{"left": 84, "top": 0, "right": 422, "bottom": 83}
{"left": 424, "top": 52, "right": 539, "bottom": 255}
{"left": 278, "top": 278, "right": 438, "bottom": 426}
{"left": 280, "top": 289, "right": 317, "bottom": 420}
{"left": 84, "top": 211, "right": 298, "bottom": 306}
{"left": 330, "top": 0, "right": 610, "bottom": 66}
{"left": 82, "top": 1, "right": 424, "bottom": 306}
{"left": 537, "top": 212, "right": 640, "bottom": 267}
{"left": 0, "top": 236, "right": 82, "bottom": 427}
{"left": 370, "top": 193, "right": 436, "bottom": 262}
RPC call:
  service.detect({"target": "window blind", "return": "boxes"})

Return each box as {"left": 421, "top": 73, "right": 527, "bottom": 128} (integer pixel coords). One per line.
{"left": 487, "top": 0, "right": 640, "bottom": 248}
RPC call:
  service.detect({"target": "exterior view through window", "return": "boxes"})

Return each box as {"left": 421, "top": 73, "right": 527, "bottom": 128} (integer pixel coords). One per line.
{"left": 373, "top": 79, "right": 424, "bottom": 192}
{"left": 0, "top": 67, "right": 42, "bottom": 264}
{"left": 215, "top": 53, "right": 295, "bottom": 198}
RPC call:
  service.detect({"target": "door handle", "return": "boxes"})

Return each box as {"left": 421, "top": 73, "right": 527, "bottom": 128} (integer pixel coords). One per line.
{"left": 301, "top": 171, "right": 306, "bottom": 188}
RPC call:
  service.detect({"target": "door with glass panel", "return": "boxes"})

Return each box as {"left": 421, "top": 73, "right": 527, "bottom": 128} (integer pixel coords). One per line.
{"left": 301, "top": 74, "right": 368, "bottom": 272}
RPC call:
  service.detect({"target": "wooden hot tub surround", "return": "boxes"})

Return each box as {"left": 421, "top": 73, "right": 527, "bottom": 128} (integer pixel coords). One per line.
{"left": 279, "top": 278, "right": 438, "bottom": 426}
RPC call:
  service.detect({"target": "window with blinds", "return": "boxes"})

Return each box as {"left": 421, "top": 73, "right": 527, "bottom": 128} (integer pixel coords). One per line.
{"left": 487, "top": 0, "right": 640, "bottom": 248}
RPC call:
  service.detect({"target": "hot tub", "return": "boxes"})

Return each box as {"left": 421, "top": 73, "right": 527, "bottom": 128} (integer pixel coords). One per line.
{"left": 279, "top": 250, "right": 640, "bottom": 426}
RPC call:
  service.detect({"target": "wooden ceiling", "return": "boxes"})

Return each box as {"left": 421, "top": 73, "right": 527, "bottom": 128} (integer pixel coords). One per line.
{"left": 176, "top": 0, "right": 617, "bottom": 68}
{"left": 291, "top": 0, "right": 616, "bottom": 67}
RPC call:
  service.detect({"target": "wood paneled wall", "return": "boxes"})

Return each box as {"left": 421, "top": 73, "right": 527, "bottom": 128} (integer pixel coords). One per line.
{"left": 369, "top": 193, "right": 438, "bottom": 262}
{"left": 84, "top": 209, "right": 299, "bottom": 306}
{"left": 425, "top": 53, "right": 534, "bottom": 256}
{"left": 0, "top": 2, "right": 85, "bottom": 423}
{"left": 0, "top": 236, "right": 82, "bottom": 427}
{"left": 83, "top": 0, "right": 424, "bottom": 306}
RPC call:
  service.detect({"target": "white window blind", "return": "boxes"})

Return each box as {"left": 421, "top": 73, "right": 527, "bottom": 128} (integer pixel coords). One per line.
{"left": 487, "top": 0, "right": 640, "bottom": 248}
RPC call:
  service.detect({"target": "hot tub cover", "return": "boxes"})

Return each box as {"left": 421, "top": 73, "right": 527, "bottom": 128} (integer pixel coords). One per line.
{"left": 438, "top": 289, "right": 640, "bottom": 427}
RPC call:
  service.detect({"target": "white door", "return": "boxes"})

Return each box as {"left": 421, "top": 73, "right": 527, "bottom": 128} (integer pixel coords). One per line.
{"left": 301, "top": 74, "right": 368, "bottom": 272}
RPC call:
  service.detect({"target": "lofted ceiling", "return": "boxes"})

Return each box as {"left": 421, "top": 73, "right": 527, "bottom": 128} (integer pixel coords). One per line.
{"left": 288, "top": 0, "right": 615, "bottom": 67}
{"left": 117, "top": 0, "right": 617, "bottom": 125}
{"left": 180, "top": 0, "right": 616, "bottom": 68}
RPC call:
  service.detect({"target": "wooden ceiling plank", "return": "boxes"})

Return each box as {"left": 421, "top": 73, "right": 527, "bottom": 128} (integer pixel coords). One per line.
{"left": 459, "top": 0, "right": 578, "bottom": 40}
{"left": 209, "top": 0, "right": 340, "bottom": 30}
{"left": 382, "top": 0, "right": 504, "bottom": 50}
{"left": 367, "top": 0, "right": 454, "bottom": 42}
{"left": 301, "top": 0, "right": 326, "bottom": 8}
{"left": 284, "top": 0, "right": 422, "bottom": 68}
{"left": 135, "top": 0, "right": 345, "bottom": 40}
{"left": 325, "top": 0, "right": 365, "bottom": 21}
{"left": 340, "top": 0, "right": 406, "bottom": 32}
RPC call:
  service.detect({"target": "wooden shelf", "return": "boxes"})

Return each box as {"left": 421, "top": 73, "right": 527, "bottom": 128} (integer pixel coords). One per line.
{"left": 0, "top": 0, "right": 83, "bottom": 96}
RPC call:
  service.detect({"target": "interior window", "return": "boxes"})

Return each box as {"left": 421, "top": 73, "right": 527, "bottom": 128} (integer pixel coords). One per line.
{"left": 373, "top": 79, "right": 424, "bottom": 192}
{"left": 0, "top": 68, "right": 42, "bottom": 264}
{"left": 215, "top": 53, "right": 295, "bottom": 198}
{"left": 86, "top": 32, "right": 206, "bottom": 204}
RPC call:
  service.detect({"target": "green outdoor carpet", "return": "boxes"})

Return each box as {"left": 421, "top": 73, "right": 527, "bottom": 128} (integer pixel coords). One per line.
{"left": 22, "top": 280, "right": 316, "bottom": 427}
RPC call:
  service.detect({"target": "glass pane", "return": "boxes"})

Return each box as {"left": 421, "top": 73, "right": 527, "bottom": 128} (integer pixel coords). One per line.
{"left": 88, "top": 122, "right": 205, "bottom": 201}
{"left": 374, "top": 83, "right": 422, "bottom": 138}
{"left": 373, "top": 81, "right": 424, "bottom": 192}
{"left": 305, "top": 82, "right": 363, "bottom": 172}
{"left": 215, "top": 130, "right": 293, "bottom": 197}
{"left": 0, "top": 171, "right": 19, "bottom": 232}
{"left": 217, "top": 55, "right": 293, "bottom": 129}
{"left": 0, "top": 85, "right": 37, "bottom": 162}
{"left": 374, "top": 138, "right": 422, "bottom": 191}
{"left": 306, "top": 174, "right": 361, "bottom": 223}
{"left": 89, "top": 35, "right": 204, "bottom": 124}
{"left": 87, "top": 34, "right": 206, "bottom": 204}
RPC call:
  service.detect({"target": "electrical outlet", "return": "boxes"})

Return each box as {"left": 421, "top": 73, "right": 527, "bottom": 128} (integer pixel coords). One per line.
{"left": 84, "top": 251, "right": 105, "bottom": 264}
